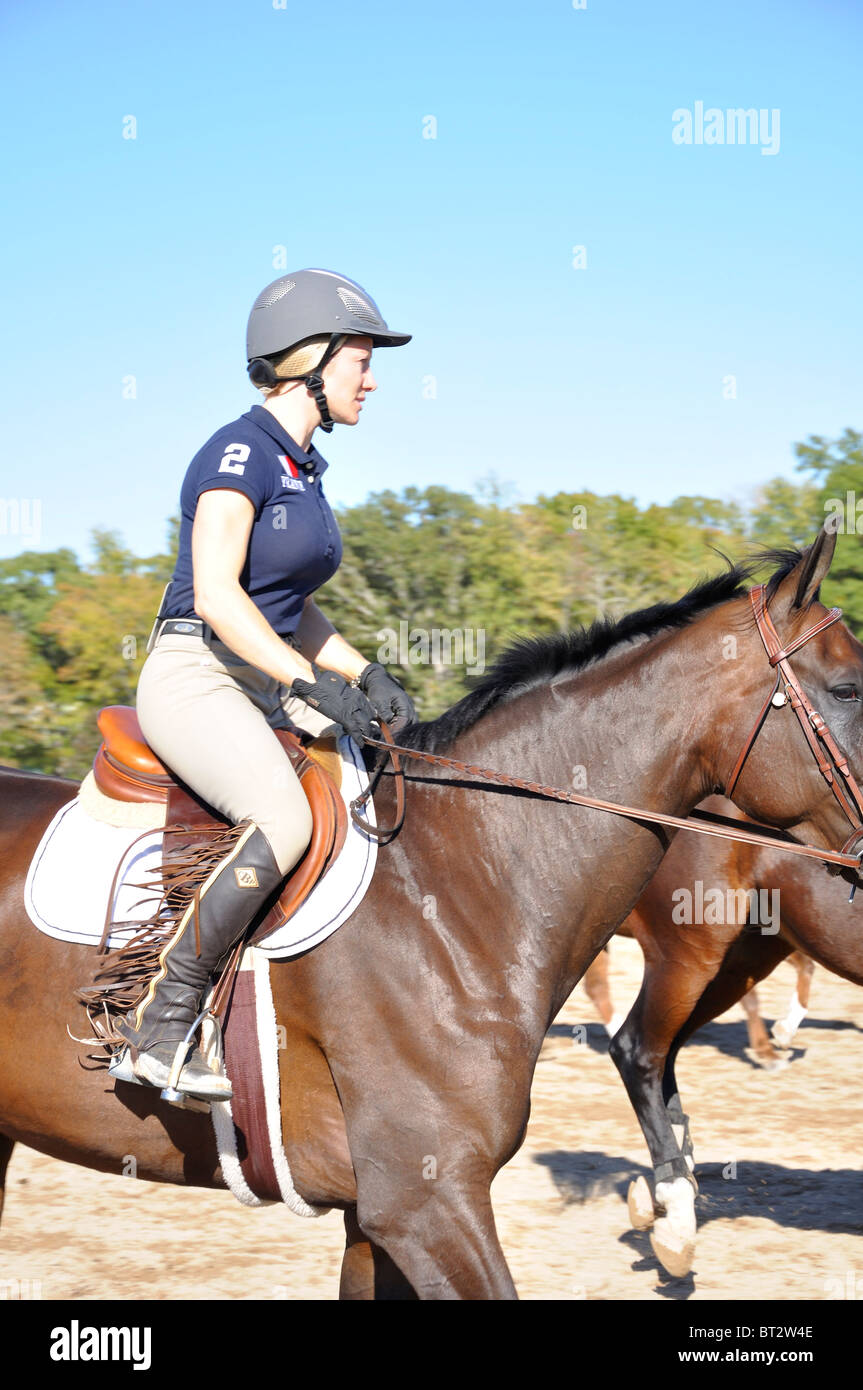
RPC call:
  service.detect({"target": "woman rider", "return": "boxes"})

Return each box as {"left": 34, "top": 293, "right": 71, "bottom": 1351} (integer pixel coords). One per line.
{"left": 109, "top": 269, "right": 416, "bottom": 1103}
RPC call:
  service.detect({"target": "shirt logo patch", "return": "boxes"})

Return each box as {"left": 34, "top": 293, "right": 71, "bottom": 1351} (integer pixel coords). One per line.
{"left": 278, "top": 454, "right": 306, "bottom": 491}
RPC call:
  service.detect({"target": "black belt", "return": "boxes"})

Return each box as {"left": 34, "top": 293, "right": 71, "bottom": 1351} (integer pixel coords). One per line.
{"left": 156, "top": 618, "right": 216, "bottom": 641}
{"left": 154, "top": 618, "right": 297, "bottom": 648}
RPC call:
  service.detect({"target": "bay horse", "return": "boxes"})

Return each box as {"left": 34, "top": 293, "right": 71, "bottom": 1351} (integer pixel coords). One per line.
{"left": 0, "top": 527, "right": 861, "bottom": 1299}
{"left": 610, "top": 793, "right": 863, "bottom": 1278}
{"left": 583, "top": 929, "right": 814, "bottom": 1063}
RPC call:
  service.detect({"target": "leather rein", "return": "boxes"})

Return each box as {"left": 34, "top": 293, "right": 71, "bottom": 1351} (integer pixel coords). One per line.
{"left": 351, "top": 585, "right": 863, "bottom": 886}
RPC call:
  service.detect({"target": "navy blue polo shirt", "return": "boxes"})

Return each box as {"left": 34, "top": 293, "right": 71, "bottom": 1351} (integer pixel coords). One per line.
{"left": 164, "top": 405, "right": 343, "bottom": 638}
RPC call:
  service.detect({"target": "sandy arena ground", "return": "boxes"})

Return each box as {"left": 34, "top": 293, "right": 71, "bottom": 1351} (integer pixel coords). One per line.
{"left": 2, "top": 937, "right": 863, "bottom": 1301}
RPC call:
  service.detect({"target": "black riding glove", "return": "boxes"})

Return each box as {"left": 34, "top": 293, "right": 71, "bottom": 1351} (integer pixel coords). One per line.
{"left": 358, "top": 662, "right": 417, "bottom": 733}
{"left": 290, "top": 668, "right": 379, "bottom": 741}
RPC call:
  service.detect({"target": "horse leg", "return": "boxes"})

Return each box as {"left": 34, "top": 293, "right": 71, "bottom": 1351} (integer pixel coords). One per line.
{"left": 331, "top": 1075, "right": 522, "bottom": 1300}
{"left": 339, "top": 1207, "right": 419, "bottom": 1300}
{"left": 608, "top": 963, "right": 703, "bottom": 1277}
{"left": 670, "top": 931, "right": 794, "bottom": 1065}
{"left": 347, "top": 1149, "right": 518, "bottom": 1300}
{"left": 583, "top": 948, "right": 624, "bottom": 1036}
{"left": 740, "top": 985, "right": 786, "bottom": 1068}
{"left": 663, "top": 1088, "right": 695, "bottom": 1173}
{"left": 0, "top": 1133, "right": 14, "bottom": 1227}
{"left": 657, "top": 929, "right": 792, "bottom": 1229}
{"left": 772, "top": 951, "right": 814, "bottom": 1048}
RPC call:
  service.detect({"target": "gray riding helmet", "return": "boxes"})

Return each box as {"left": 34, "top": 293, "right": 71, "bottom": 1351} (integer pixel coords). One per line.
{"left": 247, "top": 268, "right": 411, "bottom": 358}
{"left": 246, "top": 269, "right": 411, "bottom": 432}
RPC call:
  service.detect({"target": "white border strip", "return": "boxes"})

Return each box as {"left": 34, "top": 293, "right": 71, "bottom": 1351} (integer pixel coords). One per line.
{"left": 251, "top": 948, "right": 328, "bottom": 1218}
{"left": 210, "top": 951, "right": 328, "bottom": 1217}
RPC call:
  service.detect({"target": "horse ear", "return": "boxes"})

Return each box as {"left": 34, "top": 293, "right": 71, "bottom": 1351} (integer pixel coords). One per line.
{"left": 773, "top": 521, "right": 838, "bottom": 614}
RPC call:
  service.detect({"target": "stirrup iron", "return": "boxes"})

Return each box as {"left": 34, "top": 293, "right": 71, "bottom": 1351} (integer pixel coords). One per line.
{"left": 160, "top": 1008, "right": 226, "bottom": 1104}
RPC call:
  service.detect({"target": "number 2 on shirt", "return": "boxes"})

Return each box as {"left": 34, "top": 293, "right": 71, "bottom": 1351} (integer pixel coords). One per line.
{"left": 219, "top": 443, "right": 251, "bottom": 474}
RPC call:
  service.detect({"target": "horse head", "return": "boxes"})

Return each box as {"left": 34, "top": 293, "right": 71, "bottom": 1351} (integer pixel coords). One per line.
{"left": 717, "top": 523, "right": 863, "bottom": 886}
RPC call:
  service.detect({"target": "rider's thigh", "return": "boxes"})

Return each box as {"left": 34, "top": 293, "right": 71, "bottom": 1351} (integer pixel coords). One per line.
{"left": 136, "top": 637, "right": 313, "bottom": 875}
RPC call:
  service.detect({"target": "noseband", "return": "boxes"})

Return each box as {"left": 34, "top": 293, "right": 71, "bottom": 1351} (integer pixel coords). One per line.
{"left": 725, "top": 585, "right": 863, "bottom": 859}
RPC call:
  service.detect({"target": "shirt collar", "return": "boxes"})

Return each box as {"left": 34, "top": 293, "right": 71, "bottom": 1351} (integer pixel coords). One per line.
{"left": 243, "top": 405, "right": 330, "bottom": 477}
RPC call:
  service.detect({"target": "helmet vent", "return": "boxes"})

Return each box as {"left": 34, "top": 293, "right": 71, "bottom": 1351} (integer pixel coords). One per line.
{"left": 254, "top": 278, "right": 296, "bottom": 310}
{"left": 336, "top": 287, "right": 382, "bottom": 325}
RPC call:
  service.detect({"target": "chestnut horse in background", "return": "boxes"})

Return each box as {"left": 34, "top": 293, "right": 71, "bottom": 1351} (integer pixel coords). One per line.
{"left": 607, "top": 796, "right": 863, "bottom": 1278}
{"left": 584, "top": 927, "right": 814, "bottom": 1062}
{"left": 0, "top": 528, "right": 861, "bottom": 1298}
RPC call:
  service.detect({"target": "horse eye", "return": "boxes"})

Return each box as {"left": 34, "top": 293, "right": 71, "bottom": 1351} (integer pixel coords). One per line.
{"left": 831, "top": 685, "right": 860, "bottom": 702}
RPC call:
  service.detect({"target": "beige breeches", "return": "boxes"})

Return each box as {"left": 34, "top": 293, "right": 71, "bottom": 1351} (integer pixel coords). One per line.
{"left": 136, "top": 628, "right": 334, "bottom": 875}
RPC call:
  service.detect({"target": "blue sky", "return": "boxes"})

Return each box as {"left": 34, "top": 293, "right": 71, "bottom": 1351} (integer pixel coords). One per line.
{"left": 1, "top": 0, "right": 860, "bottom": 563}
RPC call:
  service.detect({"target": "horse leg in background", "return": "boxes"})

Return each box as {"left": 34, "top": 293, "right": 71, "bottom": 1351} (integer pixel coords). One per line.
{"left": 656, "top": 927, "right": 793, "bottom": 1238}
{"left": 582, "top": 946, "right": 625, "bottom": 1037}
{"left": 660, "top": 938, "right": 795, "bottom": 1162}
{"left": 339, "top": 1207, "right": 419, "bottom": 1300}
{"left": 771, "top": 951, "right": 815, "bottom": 1048}
{"left": 615, "top": 924, "right": 793, "bottom": 1278}
{"left": 0, "top": 1134, "right": 14, "bottom": 1227}
{"left": 740, "top": 985, "right": 787, "bottom": 1069}
{"left": 608, "top": 928, "right": 711, "bottom": 1278}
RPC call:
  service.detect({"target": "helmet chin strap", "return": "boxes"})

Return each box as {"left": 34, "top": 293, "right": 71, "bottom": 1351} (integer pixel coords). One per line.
{"left": 302, "top": 333, "right": 346, "bottom": 434}
{"left": 247, "top": 334, "right": 346, "bottom": 434}
{"left": 303, "top": 370, "right": 334, "bottom": 433}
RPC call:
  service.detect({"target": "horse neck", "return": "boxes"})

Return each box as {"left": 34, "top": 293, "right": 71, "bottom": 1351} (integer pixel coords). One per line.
{"left": 440, "top": 606, "right": 748, "bottom": 1016}
{"left": 468, "top": 614, "right": 729, "bottom": 817}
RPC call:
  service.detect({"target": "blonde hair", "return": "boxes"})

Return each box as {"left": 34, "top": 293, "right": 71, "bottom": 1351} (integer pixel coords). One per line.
{"left": 257, "top": 334, "right": 340, "bottom": 397}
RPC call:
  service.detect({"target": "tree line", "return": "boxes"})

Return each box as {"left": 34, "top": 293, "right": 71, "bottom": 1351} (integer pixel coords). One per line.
{"left": 1, "top": 429, "right": 860, "bottom": 779}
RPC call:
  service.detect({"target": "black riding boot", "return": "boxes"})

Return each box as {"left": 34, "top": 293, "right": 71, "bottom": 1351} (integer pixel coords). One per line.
{"left": 109, "top": 822, "right": 284, "bottom": 1101}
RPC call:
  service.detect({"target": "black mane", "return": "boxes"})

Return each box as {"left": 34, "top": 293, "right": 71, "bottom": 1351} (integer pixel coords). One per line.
{"left": 393, "top": 547, "right": 802, "bottom": 755}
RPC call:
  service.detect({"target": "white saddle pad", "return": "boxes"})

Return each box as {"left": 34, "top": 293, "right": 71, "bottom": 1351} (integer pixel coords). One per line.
{"left": 24, "top": 735, "right": 377, "bottom": 959}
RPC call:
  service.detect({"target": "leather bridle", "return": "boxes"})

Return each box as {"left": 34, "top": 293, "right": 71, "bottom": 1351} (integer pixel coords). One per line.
{"left": 725, "top": 585, "right": 863, "bottom": 859}
{"left": 353, "top": 585, "right": 863, "bottom": 885}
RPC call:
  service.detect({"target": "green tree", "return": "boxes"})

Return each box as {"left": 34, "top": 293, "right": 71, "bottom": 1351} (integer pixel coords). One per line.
{"left": 795, "top": 430, "right": 863, "bottom": 631}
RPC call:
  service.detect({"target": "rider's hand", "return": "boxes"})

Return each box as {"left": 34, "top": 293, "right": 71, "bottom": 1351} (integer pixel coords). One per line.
{"left": 290, "top": 667, "right": 379, "bottom": 741}
{"left": 358, "top": 663, "right": 416, "bottom": 734}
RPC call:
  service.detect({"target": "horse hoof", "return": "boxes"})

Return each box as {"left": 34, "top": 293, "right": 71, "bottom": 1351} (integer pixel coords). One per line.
{"left": 650, "top": 1221, "right": 696, "bottom": 1278}
{"left": 650, "top": 1177, "right": 696, "bottom": 1277}
{"left": 771, "top": 1022, "right": 796, "bottom": 1049}
{"left": 745, "top": 1046, "right": 788, "bottom": 1071}
{"left": 627, "top": 1176, "right": 655, "bottom": 1230}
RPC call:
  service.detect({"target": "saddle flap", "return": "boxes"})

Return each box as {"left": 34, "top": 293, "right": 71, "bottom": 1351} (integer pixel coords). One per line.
{"left": 248, "top": 732, "right": 347, "bottom": 945}
{"left": 90, "top": 707, "right": 346, "bottom": 951}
